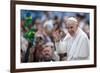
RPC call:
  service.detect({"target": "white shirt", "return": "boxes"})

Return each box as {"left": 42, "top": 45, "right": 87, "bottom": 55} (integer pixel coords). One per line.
{"left": 65, "top": 28, "right": 89, "bottom": 61}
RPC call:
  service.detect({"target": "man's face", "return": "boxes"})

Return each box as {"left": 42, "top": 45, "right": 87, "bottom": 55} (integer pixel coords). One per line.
{"left": 35, "top": 18, "right": 41, "bottom": 29}
{"left": 41, "top": 46, "right": 53, "bottom": 61}
{"left": 35, "top": 19, "right": 41, "bottom": 25}
{"left": 66, "top": 20, "right": 78, "bottom": 36}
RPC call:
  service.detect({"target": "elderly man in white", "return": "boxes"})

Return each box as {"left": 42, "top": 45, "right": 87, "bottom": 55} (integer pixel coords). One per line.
{"left": 63, "top": 17, "right": 90, "bottom": 61}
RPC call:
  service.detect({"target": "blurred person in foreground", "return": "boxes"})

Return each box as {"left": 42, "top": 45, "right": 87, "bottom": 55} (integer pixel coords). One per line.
{"left": 41, "top": 42, "right": 59, "bottom": 62}
{"left": 65, "top": 17, "right": 89, "bottom": 60}
{"left": 21, "top": 36, "right": 29, "bottom": 62}
{"left": 30, "top": 33, "right": 45, "bottom": 62}
{"left": 52, "top": 26, "right": 67, "bottom": 61}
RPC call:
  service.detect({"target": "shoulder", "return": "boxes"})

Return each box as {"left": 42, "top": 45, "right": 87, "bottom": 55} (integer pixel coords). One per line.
{"left": 79, "top": 28, "right": 89, "bottom": 40}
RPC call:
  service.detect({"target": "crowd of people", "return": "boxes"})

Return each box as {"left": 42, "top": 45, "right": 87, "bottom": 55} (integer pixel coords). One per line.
{"left": 21, "top": 10, "right": 90, "bottom": 62}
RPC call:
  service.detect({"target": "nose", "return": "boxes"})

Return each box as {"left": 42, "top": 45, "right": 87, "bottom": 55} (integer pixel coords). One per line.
{"left": 68, "top": 28, "right": 72, "bottom": 33}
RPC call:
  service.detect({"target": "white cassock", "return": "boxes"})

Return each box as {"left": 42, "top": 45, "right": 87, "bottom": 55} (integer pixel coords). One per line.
{"left": 65, "top": 27, "right": 89, "bottom": 61}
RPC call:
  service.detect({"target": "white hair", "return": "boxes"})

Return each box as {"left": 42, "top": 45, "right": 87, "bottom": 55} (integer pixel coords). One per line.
{"left": 67, "top": 17, "right": 78, "bottom": 23}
